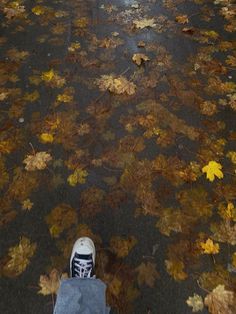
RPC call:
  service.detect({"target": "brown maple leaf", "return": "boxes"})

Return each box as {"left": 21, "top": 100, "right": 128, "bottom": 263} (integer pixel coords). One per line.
{"left": 110, "top": 236, "right": 137, "bottom": 258}
{"left": 211, "top": 221, "right": 236, "bottom": 245}
{"left": 135, "top": 262, "right": 159, "bottom": 287}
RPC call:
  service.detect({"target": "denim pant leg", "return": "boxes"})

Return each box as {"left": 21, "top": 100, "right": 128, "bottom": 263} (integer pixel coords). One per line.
{"left": 53, "top": 278, "right": 110, "bottom": 314}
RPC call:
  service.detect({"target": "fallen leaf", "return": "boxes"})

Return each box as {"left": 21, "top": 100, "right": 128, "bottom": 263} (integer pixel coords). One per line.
{"left": 133, "top": 18, "right": 156, "bottom": 29}
{"left": 200, "top": 238, "right": 220, "bottom": 254}
{"left": 32, "top": 6, "right": 46, "bottom": 16}
{"left": 6, "top": 48, "right": 29, "bottom": 62}
{"left": 23, "top": 152, "right": 52, "bottom": 171}
{"left": 204, "top": 285, "right": 236, "bottom": 314}
{"left": 41, "top": 69, "right": 55, "bottom": 82}
{"left": 46, "top": 203, "right": 77, "bottom": 238}
{"left": 68, "top": 42, "right": 81, "bottom": 52}
{"left": 176, "top": 15, "right": 189, "bottom": 24}
{"left": 40, "top": 133, "right": 54, "bottom": 143}
{"left": 202, "top": 161, "right": 223, "bottom": 182}
{"left": 186, "top": 294, "right": 204, "bottom": 312}
{"left": 227, "top": 151, "right": 236, "bottom": 165}
{"left": 3, "top": 237, "right": 36, "bottom": 277}
{"left": 67, "top": 168, "right": 88, "bottom": 186}
{"left": 137, "top": 41, "right": 145, "bottom": 47}
{"left": 165, "top": 259, "right": 188, "bottom": 281}
{"left": 211, "top": 221, "right": 236, "bottom": 245}
{"left": 38, "top": 269, "right": 68, "bottom": 295}
{"left": 199, "top": 101, "right": 218, "bottom": 116}
{"left": 135, "top": 262, "right": 159, "bottom": 287}
{"left": 182, "top": 27, "right": 195, "bottom": 35}
{"left": 23, "top": 91, "right": 40, "bottom": 102}
{"left": 132, "top": 53, "right": 150, "bottom": 66}
{"left": 110, "top": 236, "right": 137, "bottom": 258}
{"left": 105, "top": 275, "right": 122, "bottom": 297}
{"left": 199, "top": 265, "right": 231, "bottom": 292}
{"left": 96, "top": 75, "right": 136, "bottom": 95}
{"left": 21, "top": 199, "right": 33, "bottom": 211}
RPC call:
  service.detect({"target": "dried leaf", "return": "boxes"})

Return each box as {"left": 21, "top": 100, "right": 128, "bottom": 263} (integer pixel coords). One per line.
{"left": 3, "top": 237, "right": 36, "bottom": 277}
{"left": 165, "top": 259, "right": 188, "bottom": 281}
{"left": 110, "top": 236, "right": 137, "bottom": 258}
{"left": 211, "top": 221, "right": 236, "bottom": 245}
{"left": 105, "top": 275, "right": 122, "bottom": 297}
{"left": 135, "top": 262, "right": 159, "bottom": 287}
{"left": 176, "top": 15, "right": 189, "bottom": 24}
{"left": 46, "top": 204, "right": 77, "bottom": 238}
{"left": 21, "top": 199, "right": 33, "bottom": 211}
{"left": 67, "top": 168, "right": 88, "bottom": 186}
{"left": 133, "top": 18, "right": 156, "bottom": 29}
{"left": 132, "top": 53, "right": 150, "bottom": 66}
{"left": 204, "top": 285, "right": 236, "bottom": 314}
{"left": 96, "top": 75, "right": 136, "bottom": 95}
{"left": 38, "top": 269, "right": 68, "bottom": 295}
{"left": 23, "top": 152, "right": 52, "bottom": 171}
{"left": 186, "top": 294, "right": 204, "bottom": 312}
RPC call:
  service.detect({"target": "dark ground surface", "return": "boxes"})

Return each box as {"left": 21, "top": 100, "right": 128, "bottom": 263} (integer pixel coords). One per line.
{"left": 0, "top": 0, "right": 236, "bottom": 313}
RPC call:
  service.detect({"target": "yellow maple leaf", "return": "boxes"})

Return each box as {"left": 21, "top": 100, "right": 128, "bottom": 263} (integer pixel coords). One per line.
{"left": 32, "top": 5, "right": 45, "bottom": 15}
{"left": 202, "top": 161, "right": 223, "bottom": 182}
{"left": 41, "top": 69, "right": 55, "bottom": 82}
{"left": 132, "top": 53, "right": 150, "bottom": 66}
{"left": 68, "top": 42, "right": 81, "bottom": 52}
{"left": 200, "top": 238, "right": 220, "bottom": 254}
{"left": 40, "top": 133, "right": 54, "bottom": 143}
{"left": 67, "top": 168, "right": 88, "bottom": 186}
{"left": 57, "top": 94, "right": 73, "bottom": 103}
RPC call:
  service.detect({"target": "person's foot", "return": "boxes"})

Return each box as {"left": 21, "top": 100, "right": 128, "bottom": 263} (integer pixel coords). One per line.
{"left": 70, "top": 237, "right": 96, "bottom": 278}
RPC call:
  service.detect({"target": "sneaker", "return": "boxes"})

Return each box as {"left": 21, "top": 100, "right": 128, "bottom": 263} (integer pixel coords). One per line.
{"left": 70, "top": 237, "right": 96, "bottom": 278}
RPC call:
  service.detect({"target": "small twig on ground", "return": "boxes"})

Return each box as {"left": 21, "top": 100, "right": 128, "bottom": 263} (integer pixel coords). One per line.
{"left": 29, "top": 142, "right": 36, "bottom": 155}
